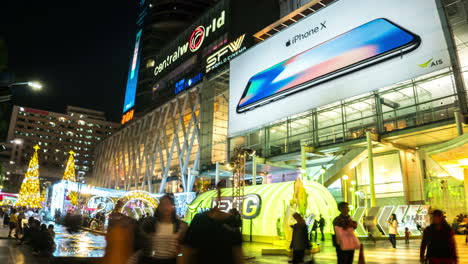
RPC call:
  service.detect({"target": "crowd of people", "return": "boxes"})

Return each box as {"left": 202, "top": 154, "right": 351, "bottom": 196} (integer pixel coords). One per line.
{"left": 332, "top": 202, "right": 459, "bottom": 264}
{"left": 1, "top": 197, "right": 464, "bottom": 264}
{"left": 0, "top": 206, "right": 56, "bottom": 256}
{"left": 103, "top": 190, "right": 246, "bottom": 264}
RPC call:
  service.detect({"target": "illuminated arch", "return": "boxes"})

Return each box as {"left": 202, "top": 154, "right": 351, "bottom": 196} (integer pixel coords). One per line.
{"left": 87, "top": 196, "right": 115, "bottom": 217}
{"left": 117, "top": 190, "right": 159, "bottom": 219}
{"left": 186, "top": 181, "right": 339, "bottom": 243}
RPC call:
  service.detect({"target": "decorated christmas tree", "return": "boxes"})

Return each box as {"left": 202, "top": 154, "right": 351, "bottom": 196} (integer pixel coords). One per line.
{"left": 63, "top": 150, "right": 76, "bottom": 181}
{"left": 63, "top": 150, "right": 78, "bottom": 205}
{"left": 16, "top": 145, "right": 42, "bottom": 208}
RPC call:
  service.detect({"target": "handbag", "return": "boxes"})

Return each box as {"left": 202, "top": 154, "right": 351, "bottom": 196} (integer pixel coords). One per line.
{"left": 335, "top": 226, "right": 360, "bottom": 251}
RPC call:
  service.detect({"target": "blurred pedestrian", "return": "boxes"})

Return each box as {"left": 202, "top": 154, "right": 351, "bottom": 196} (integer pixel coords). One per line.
{"left": 388, "top": 214, "right": 398, "bottom": 249}
{"left": 290, "top": 212, "right": 310, "bottom": 264}
{"left": 333, "top": 202, "right": 358, "bottom": 264}
{"left": 405, "top": 227, "right": 410, "bottom": 244}
{"left": 3, "top": 208, "right": 10, "bottom": 226}
{"left": 139, "top": 194, "right": 187, "bottom": 264}
{"left": 8, "top": 208, "right": 18, "bottom": 238}
{"left": 181, "top": 186, "right": 244, "bottom": 264}
{"left": 319, "top": 214, "right": 326, "bottom": 242}
{"left": 420, "top": 209, "right": 458, "bottom": 264}
{"left": 364, "top": 216, "right": 377, "bottom": 244}
{"left": 227, "top": 208, "right": 242, "bottom": 230}
{"left": 48, "top": 224, "right": 56, "bottom": 240}
{"left": 311, "top": 218, "right": 318, "bottom": 242}
{"left": 33, "top": 224, "right": 54, "bottom": 255}
{"left": 104, "top": 200, "right": 136, "bottom": 264}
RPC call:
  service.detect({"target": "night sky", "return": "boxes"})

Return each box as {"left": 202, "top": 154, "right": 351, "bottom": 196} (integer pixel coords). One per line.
{"left": 1, "top": 1, "right": 138, "bottom": 122}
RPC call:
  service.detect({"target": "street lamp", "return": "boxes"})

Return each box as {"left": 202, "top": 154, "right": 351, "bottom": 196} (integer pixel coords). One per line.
{"left": 1, "top": 81, "right": 43, "bottom": 103}
{"left": 8, "top": 81, "right": 43, "bottom": 90}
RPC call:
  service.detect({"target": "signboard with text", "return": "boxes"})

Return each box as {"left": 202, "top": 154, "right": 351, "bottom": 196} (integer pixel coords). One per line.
{"left": 229, "top": 0, "right": 450, "bottom": 136}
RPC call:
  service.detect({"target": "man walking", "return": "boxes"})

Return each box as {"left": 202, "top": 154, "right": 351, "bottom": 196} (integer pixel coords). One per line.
{"left": 319, "top": 214, "right": 326, "bottom": 242}
{"left": 333, "top": 202, "right": 358, "bottom": 264}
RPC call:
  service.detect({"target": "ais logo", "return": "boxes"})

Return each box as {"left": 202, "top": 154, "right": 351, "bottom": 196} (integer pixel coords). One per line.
{"left": 212, "top": 194, "right": 262, "bottom": 219}
{"left": 419, "top": 58, "right": 443, "bottom": 68}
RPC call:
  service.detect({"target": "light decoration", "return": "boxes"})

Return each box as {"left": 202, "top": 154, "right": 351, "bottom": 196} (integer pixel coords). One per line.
{"left": 117, "top": 190, "right": 159, "bottom": 219}
{"left": 50, "top": 181, "right": 125, "bottom": 215}
{"left": 16, "top": 145, "right": 42, "bottom": 208}
{"left": 63, "top": 151, "right": 76, "bottom": 181}
{"left": 63, "top": 150, "right": 78, "bottom": 205}
{"left": 186, "top": 181, "right": 338, "bottom": 242}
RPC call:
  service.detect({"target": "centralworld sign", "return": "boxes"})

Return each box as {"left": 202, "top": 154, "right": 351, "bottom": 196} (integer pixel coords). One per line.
{"left": 154, "top": 10, "right": 226, "bottom": 76}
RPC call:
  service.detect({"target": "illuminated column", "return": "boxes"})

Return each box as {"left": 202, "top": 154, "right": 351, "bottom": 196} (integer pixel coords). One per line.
{"left": 301, "top": 144, "right": 307, "bottom": 179}
{"left": 351, "top": 181, "right": 357, "bottom": 207}
{"left": 320, "top": 166, "right": 326, "bottom": 185}
{"left": 366, "top": 131, "right": 377, "bottom": 207}
{"left": 215, "top": 162, "right": 220, "bottom": 186}
{"left": 342, "top": 175, "right": 349, "bottom": 203}
{"left": 252, "top": 156, "right": 257, "bottom": 186}
{"left": 454, "top": 111, "right": 464, "bottom": 136}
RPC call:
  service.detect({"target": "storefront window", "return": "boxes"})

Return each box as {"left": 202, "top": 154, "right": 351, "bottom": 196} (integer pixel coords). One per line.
{"left": 288, "top": 114, "right": 313, "bottom": 152}
{"left": 267, "top": 122, "right": 288, "bottom": 156}
{"left": 356, "top": 152, "right": 405, "bottom": 205}
{"left": 317, "top": 106, "right": 344, "bottom": 145}
{"left": 344, "top": 96, "right": 376, "bottom": 139}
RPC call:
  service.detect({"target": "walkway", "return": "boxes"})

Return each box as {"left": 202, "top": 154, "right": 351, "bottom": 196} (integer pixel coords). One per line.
{"left": 244, "top": 236, "right": 468, "bottom": 264}
{"left": 1, "top": 221, "right": 468, "bottom": 264}
{"left": 0, "top": 225, "right": 48, "bottom": 264}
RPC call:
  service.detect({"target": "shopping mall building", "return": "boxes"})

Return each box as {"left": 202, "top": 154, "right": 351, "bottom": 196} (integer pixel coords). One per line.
{"left": 93, "top": 0, "right": 468, "bottom": 218}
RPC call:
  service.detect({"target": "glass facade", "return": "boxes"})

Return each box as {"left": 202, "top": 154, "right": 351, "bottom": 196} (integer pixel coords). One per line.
{"left": 230, "top": 68, "right": 460, "bottom": 157}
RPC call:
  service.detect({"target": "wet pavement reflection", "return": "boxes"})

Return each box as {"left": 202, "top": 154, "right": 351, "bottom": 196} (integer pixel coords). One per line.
{"left": 50, "top": 222, "right": 106, "bottom": 258}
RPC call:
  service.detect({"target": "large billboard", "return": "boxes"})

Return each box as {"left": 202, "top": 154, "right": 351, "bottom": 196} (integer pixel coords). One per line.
{"left": 122, "top": 0, "right": 149, "bottom": 114}
{"left": 229, "top": 0, "right": 450, "bottom": 136}
{"left": 123, "top": 29, "right": 143, "bottom": 113}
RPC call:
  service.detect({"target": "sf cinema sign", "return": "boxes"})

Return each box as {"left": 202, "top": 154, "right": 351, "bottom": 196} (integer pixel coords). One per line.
{"left": 154, "top": 10, "right": 226, "bottom": 76}
{"left": 206, "top": 34, "right": 247, "bottom": 73}
{"left": 212, "top": 194, "right": 261, "bottom": 219}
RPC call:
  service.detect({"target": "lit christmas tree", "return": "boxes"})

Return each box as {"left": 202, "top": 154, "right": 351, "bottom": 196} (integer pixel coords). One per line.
{"left": 63, "top": 150, "right": 76, "bottom": 181}
{"left": 16, "top": 145, "right": 42, "bottom": 208}
{"left": 63, "top": 150, "right": 78, "bottom": 205}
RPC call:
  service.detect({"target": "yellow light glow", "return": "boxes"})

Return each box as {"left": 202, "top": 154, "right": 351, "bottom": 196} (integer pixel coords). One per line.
{"left": 16, "top": 145, "right": 42, "bottom": 208}
{"left": 458, "top": 158, "right": 468, "bottom": 166}
{"left": 342, "top": 175, "right": 349, "bottom": 180}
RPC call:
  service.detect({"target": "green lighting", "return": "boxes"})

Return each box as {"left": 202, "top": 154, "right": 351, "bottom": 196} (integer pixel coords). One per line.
{"left": 186, "top": 180, "right": 338, "bottom": 243}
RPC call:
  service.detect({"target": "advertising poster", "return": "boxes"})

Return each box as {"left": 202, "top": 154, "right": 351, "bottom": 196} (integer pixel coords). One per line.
{"left": 229, "top": 0, "right": 450, "bottom": 136}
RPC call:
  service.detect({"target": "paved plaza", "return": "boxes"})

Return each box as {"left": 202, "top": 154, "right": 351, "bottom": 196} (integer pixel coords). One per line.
{"left": 0, "top": 223, "right": 467, "bottom": 264}
{"left": 247, "top": 236, "right": 468, "bottom": 264}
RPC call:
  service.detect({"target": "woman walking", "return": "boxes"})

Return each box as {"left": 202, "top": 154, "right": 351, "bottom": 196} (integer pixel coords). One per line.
{"left": 420, "top": 210, "right": 457, "bottom": 264}
{"left": 388, "top": 214, "right": 398, "bottom": 249}
{"left": 140, "top": 194, "right": 187, "bottom": 264}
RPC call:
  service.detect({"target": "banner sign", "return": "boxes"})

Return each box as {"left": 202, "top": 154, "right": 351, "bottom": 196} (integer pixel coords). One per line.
{"left": 228, "top": 0, "right": 450, "bottom": 136}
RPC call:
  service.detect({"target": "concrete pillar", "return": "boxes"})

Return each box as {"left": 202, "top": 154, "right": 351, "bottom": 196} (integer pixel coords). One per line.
{"left": 215, "top": 162, "right": 220, "bottom": 186}
{"left": 455, "top": 111, "right": 464, "bottom": 136}
{"left": 366, "top": 131, "right": 376, "bottom": 207}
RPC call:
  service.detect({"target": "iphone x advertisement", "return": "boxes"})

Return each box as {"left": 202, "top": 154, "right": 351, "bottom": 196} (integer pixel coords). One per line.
{"left": 229, "top": 0, "right": 450, "bottom": 135}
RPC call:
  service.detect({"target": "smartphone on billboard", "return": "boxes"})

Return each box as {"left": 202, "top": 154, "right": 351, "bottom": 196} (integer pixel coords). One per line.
{"left": 236, "top": 18, "right": 421, "bottom": 113}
